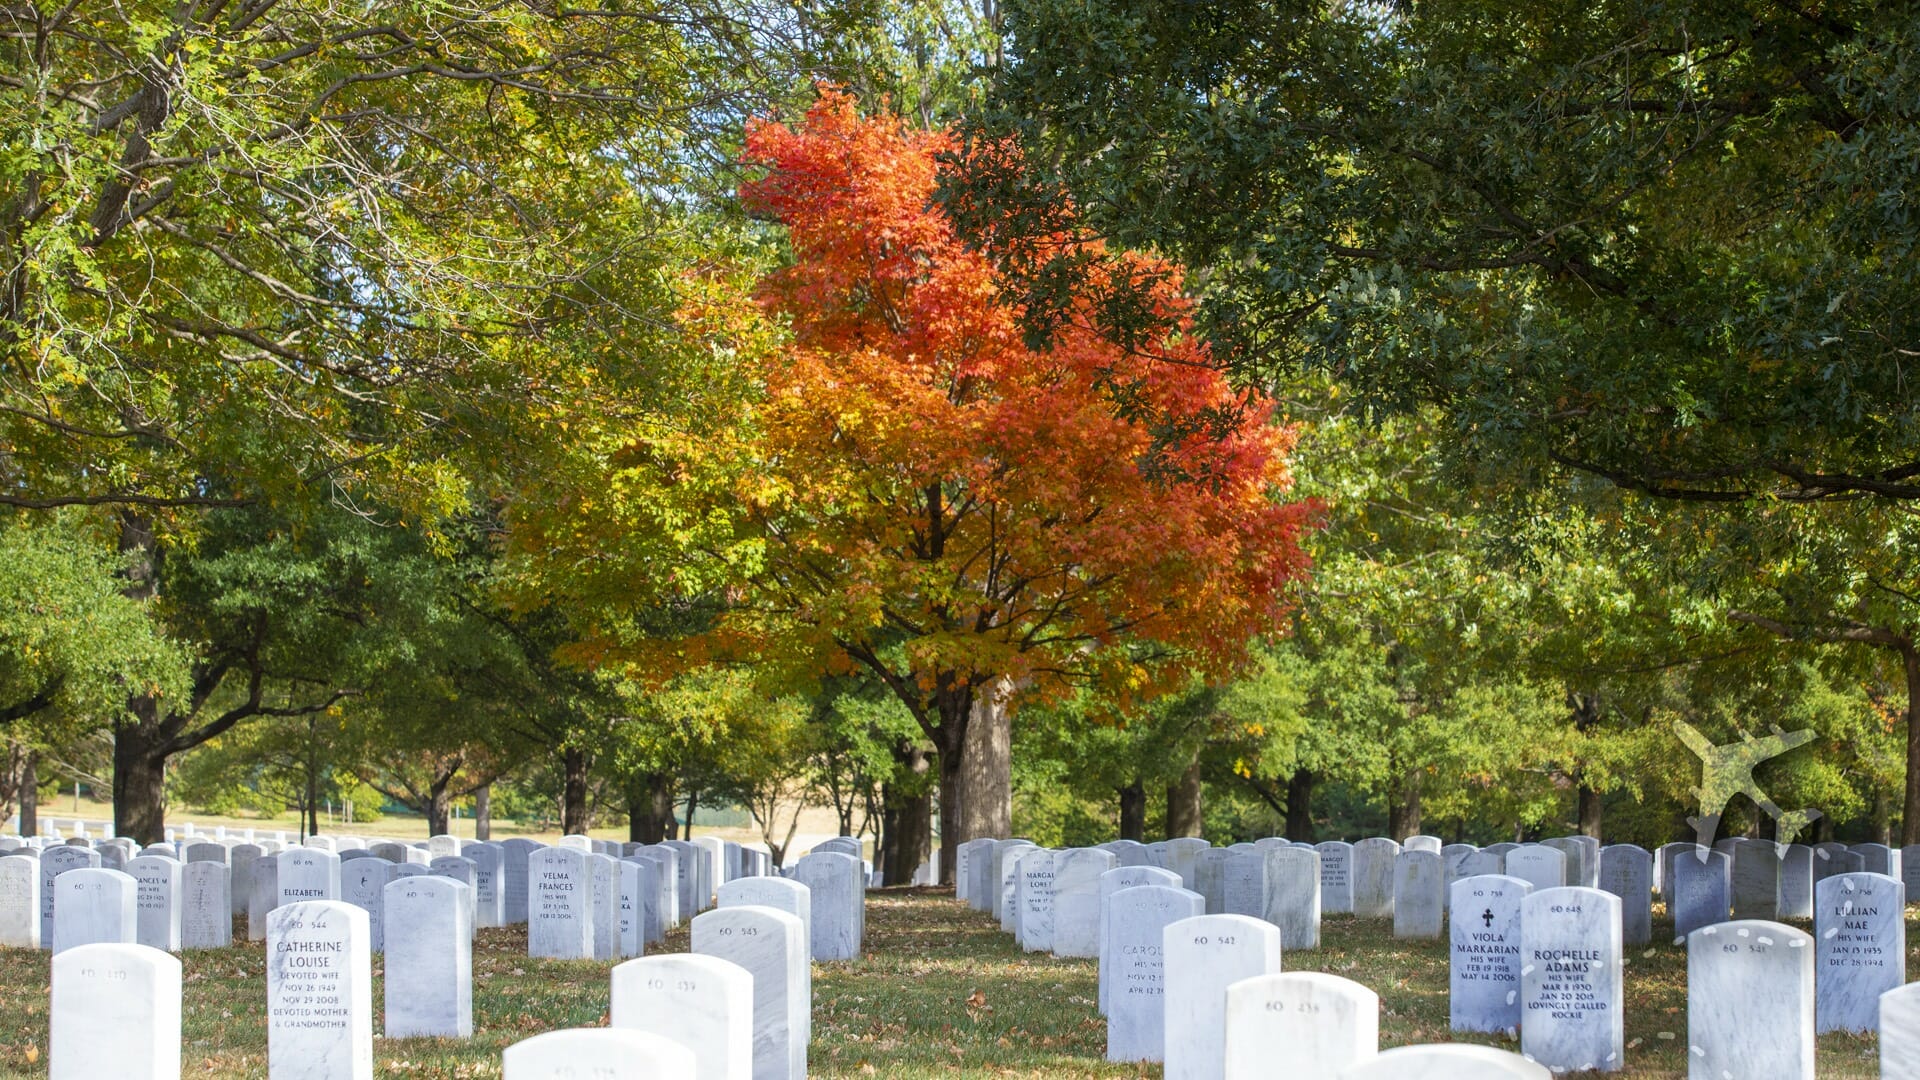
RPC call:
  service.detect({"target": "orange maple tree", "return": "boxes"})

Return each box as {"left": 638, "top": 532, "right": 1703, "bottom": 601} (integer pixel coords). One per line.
{"left": 515, "top": 89, "right": 1317, "bottom": 874}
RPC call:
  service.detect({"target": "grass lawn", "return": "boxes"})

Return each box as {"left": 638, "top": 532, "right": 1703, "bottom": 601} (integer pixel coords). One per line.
{"left": 0, "top": 888, "right": 1896, "bottom": 1077}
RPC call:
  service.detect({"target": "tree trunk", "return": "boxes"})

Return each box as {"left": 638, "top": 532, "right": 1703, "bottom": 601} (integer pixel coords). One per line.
{"left": 1570, "top": 691, "right": 1603, "bottom": 839}
{"left": 883, "top": 782, "right": 933, "bottom": 887}
{"left": 425, "top": 785, "right": 451, "bottom": 836}
{"left": 18, "top": 748, "right": 37, "bottom": 838}
{"left": 1388, "top": 770, "right": 1422, "bottom": 840}
{"left": 112, "top": 717, "right": 169, "bottom": 844}
{"left": 1284, "top": 768, "right": 1315, "bottom": 842}
{"left": 1903, "top": 643, "right": 1920, "bottom": 846}
{"left": 929, "top": 682, "right": 975, "bottom": 884}
{"left": 681, "top": 789, "right": 699, "bottom": 841}
{"left": 626, "top": 774, "right": 674, "bottom": 844}
{"left": 956, "top": 678, "right": 1012, "bottom": 842}
{"left": 1166, "top": 759, "right": 1203, "bottom": 838}
{"left": 1576, "top": 785, "right": 1603, "bottom": 839}
{"left": 1118, "top": 780, "right": 1146, "bottom": 841}
{"left": 561, "top": 746, "right": 591, "bottom": 835}
{"left": 474, "top": 783, "right": 492, "bottom": 841}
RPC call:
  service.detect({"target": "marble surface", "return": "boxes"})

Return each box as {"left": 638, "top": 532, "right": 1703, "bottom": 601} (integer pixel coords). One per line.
{"left": 1814, "top": 871, "right": 1904, "bottom": 1034}
{"left": 1687, "top": 919, "right": 1812, "bottom": 1080}
{"left": 1392, "top": 851, "right": 1444, "bottom": 940}
{"left": 589, "top": 853, "right": 619, "bottom": 962}
{"left": 126, "top": 855, "right": 183, "bottom": 952}
{"left": 527, "top": 846, "right": 593, "bottom": 960}
{"left": 692, "top": 905, "right": 808, "bottom": 1080}
{"left": 50, "top": 942, "right": 180, "bottom": 1080}
{"left": 991, "top": 841, "right": 1037, "bottom": 922}
{"left": 1262, "top": 846, "right": 1320, "bottom": 950}
{"left": 247, "top": 856, "right": 278, "bottom": 942}
{"left": 1597, "top": 845, "right": 1652, "bottom": 947}
{"left": 1449, "top": 874, "right": 1530, "bottom": 1034}
{"left": 181, "top": 862, "right": 230, "bottom": 950}
{"left": 611, "top": 954, "right": 753, "bottom": 1080}
{"left": 1404, "top": 835, "right": 1444, "bottom": 854}
{"left": 1049, "top": 849, "right": 1117, "bottom": 958}
{"left": 267, "top": 901, "right": 372, "bottom": 1080}
{"left": 1164, "top": 837, "right": 1211, "bottom": 891}
{"left": 1097, "top": 866, "right": 1183, "bottom": 1014}
{"left": 1195, "top": 850, "right": 1232, "bottom": 914}
{"left": 954, "top": 838, "right": 991, "bottom": 906}
{"left": 1315, "top": 842, "right": 1354, "bottom": 914}
{"left": 383, "top": 876, "right": 472, "bottom": 1038}
{"left": 1350, "top": 839, "right": 1399, "bottom": 919}
{"left": 1672, "top": 848, "right": 1730, "bottom": 940}
{"left": 1880, "top": 981, "right": 1920, "bottom": 1080}
{"left": 342, "top": 858, "right": 396, "bottom": 953}
{"left": 1104, "top": 884, "right": 1205, "bottom": 1064}
{"left": 1224, "top": 852, "right": 1265, "bottom": 920}
{"left": 0, "top": 855, "right": 39, "bottom": 947}
{"left": 1015, "top": 849, "right": 1056, "bottom": 953}
{"left": 276, "top": 848, "right": 340, "bottom": 908}
{"left": 997, "top": 842, "right": 1038, "bottom": 929}
{"left": 51, "top": 867, "right": 137, "bottom": 954}
{"left": 1730, "top": 839, "right": 1782, "bottom": 920}
{"left": 1520, "top": 886, "right": 1623, "bottom": 1073}
{"left": 1503, "top": 846, "right": 1567, "bottom": 894}
{"left": 228, "top": 845, "right": 261, "bottom": 917}
{"left": 1341, "top": 1044, "right": 1549, "bottom": 1079}
{"left": 614, "top": 859, "right": 644, "bottom": 959}
{"left": 40, "top": 846, "right": 100, "bottom": 944}
{"left": 719, "top": 876, "right": 811, "bottom": 957}
{"left": 501, "top": 1028, "right": 696, "bottom": 1079}
{"left": 789, "top": 851, "right": 862, "bottom": 961}
{"left": 1161, "top": 914, "right": 1280, "bottom": 1080}
{"left": 1223, "top": 972, "right": 1377, "bottom": 1080}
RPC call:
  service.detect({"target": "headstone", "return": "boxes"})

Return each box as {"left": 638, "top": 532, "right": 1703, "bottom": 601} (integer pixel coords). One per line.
{"left": 1449, "top": 874, "right": 1530, "bottom": 1034}
{"left": 1403, "top": 835, "right": 1443, "bottom": 854}
{"left": 1687, "top": 919, "right": 1813, "bottom": 1079}
{"left": 557, "top": 834, "right": 593, "bottom": 852}
{"left": 50, "top": 942, "right": 180, "bottom": 1080}
{"left": 40, "top": 845, "right": 100, "bottom": 945}
{"left": 718, "top": 876, "right": 811, "bottom": 957}
{"left": 989, "top": 840, "right": 1037, "bottom": 920}
{"left": 1731, "top": 838, "right": 1782, "bottom": 920}
{"left": 267, "top": 901, "right": 372, "bottom": 1080}
{"left": 1814, "top": 842, "right": 1864, "bottom": 884}
{"left": 1051, "top": 848, "right": 1117, "bottom": 958}
{"left": 1163, "top": 837, "right": 1211, "bottom": 891}
{"left": 1672, "top": 847, "right": 1731, "bottom": 939}
{"left": 611, "top": 954, "right": 754, "bottom": 1080}
{"left": 1657, "top": 842, "right": 1695, "bottom": 901}
{"left": 428, "top": 834, "right": 461, "bottom": 859}
{"left": 1350, "top": 838, "right": 1398, "bottom": 918}
{"left": 182, "top": 842, "right": 225, "bottom": 866}
{"left": 1196, "top": 849, "right": 1232, "bottom": 915}
{"left": 1504, "top": 845, "right": 1566, "bottom": 893}
{"left": 996, "top": 842, "right": 1037, "bottom": 930}
{"left": 230, "top": 845, "right": 261, "bottom": 917}
{"left": 341, "top": 858, "right": 396, "bottom": 953}
{"left": 127, "top": 855, "right": 184, "bottom": 952}
{"left": 181, "top": 862, "right": 231, "bottom": 950}
{"left": 52, "top": 867, "right": 137, "bottom": 954}
{"left": 1779, "top": 843, "right": 1814, "bottom": 920}
{"left": 1262, "top": 845, "right": 1320, "bottom": 950}
{"left": 1597, "top": 845, "right": 1652, "bottom": 947}
{"left": 693, "top": 836, "right": 726, "bottom": 904}
{"left": 789, "top": 851, "right": 862, "bottom": 961}
{"left": 955, "top": 838, "right": 993, "bottom": 905}
{"left": 1223, "top": 972, "right": 1377, "bottom": 1080}
{"left": 1855, "top": 843, "right": 1899, "bottom": 879}
{"left": 466, "top": 842, "right": 506, "bottom": 928}
{"left": 1881, "top": 982, "right": 1920, "bottom": 1079}
{"left": 629, "top": 854, "right": 670, "bottom": 943}
{"left": 248, "top": 854, "right": 279, "bottom": 941}
{"left": 499, "top": 838, "right": 541, "bottom": 924}
{"left": 369, "top": 841, "right": 411, "bottom": 864}
{"left": 527, "top": 846, "right": 594, "bottom": 960}
{"left": 1015, "top": 848, "right": 1055, "bottom": 952}
{"left": 615, "top": 859, "right": 646, "bottom": 958}
{"left": 383, "top": 876, "right": 473, "bottom": 1038}
{"left": 1224, "top": 851, "right": 1265, "bottom": 919}
{"left": 1814, "top": 871, "right": 1904, "bottom": 1034}
{"left": 1098, "top": 866, "right": 1183, "bottom": 1013}
{"left": 1519, "top": 886, "right": 1623, "bottom": 1073}
{"left": 1163, "top": 913, "right": 1280, "bottom": 1080}
{"left": 276, "top": 848, "right": 340, "bottom": 907}
{"left": 692, "top": 905, "right": 808, "bottom": 1080}
{"left": 501, "top": 1028, "right": 696, "bottom": 1079}
{"left": 0, "top": 854, "right": 40, "bottom": 947}
{"left": 1441, "top": 844, "right": 1479, "bottom": 886}
{"left": 1340, "top": 1044, "right": 1548, "bottom": 1079}
{"left": 1315, "top": 841, "right": 1354, "bottom": 915}
{"left": 1104, "top": 884, "right": 1205, "bottom": 1063}
{"left": 1392, "top": 850, "right": 1444, "bottom": 939}
{"left": 590, "top": 852, "right": 619, "bottom": 961}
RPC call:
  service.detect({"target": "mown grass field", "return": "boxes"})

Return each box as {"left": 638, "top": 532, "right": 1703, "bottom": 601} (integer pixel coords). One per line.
{"left": 0, "top": 888, "right": 1898, "bottom": 1077}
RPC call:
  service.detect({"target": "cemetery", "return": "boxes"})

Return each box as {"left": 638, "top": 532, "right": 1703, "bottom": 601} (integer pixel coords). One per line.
{"left": 2, "top": 0, "right": 1917, "bottom": 1077}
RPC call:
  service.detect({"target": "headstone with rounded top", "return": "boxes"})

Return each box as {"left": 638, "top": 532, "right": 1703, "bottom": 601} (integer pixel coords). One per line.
{"left": 1050, "top": 848, "right": 1117, "bottom": 958}
{"left": 1350, "top": 839, "right": 1398, "bottom": 919}
{"left": 1814, "top": 871, "right": 1904, "bottom": 1034}
{"left": 1104, "top": 884, "right": 1205, "bottom": 1064}
{"left": 266, "top": 900, "right": 373, "bottom": 1080}
{"left": 50, "top": 942, "right": 180, "bottom": 1080}
{"left": 501, "top": 1028, "right": 696, "bottom": 1079}
{"left": 1338, "top": 1044, "right": 1547, "bottom": 1079}
{"left": 1597, "top": 845, "right": 1652, "bottom": 946}
{"left": 1162, "top": 913, "right": 1280, "bottom": 1080}
{"left": 52, "top": 867, "right": 137, "bottom": 954}
{"left": 1392, "top": 850, "right": 1444, "bottom": 939}
{"left": 1672, "top": 848, "right": 1731, "bottom": 939}
{"left": 126, "top": 855, "right": 183, "bottom": 952}
{"left": 1224, "top": 972, "right": 1377, "bottom": 1080}
{"left": 1519, "top": 886, "right": 1623, "bottom": 1073}
{"left": 1315, "top": 841, "right": 1354, "bottom": 915}
{"left": 383, "top": 876, "right": 472, "bottom": 1038}
{"left": 692, "top": 905, "right": 808, "bottom": 1080}
{"left": 181, "top": 862, "right": 230, "bottom": 950}
{"left": 1449, "top": 874, "right": 1530, "bottom": 1034}
{"left": 1687, "top": 919, "right": 1812, "bottom": 1079}
{"left": 1262, "top": 845, "right": 1320, "bottom": 950}
{"left": 527, "top": 846, "right": 594, "bottom": 960}
{"left": 611, "top": 953, "right": 753, "bottom": 1080}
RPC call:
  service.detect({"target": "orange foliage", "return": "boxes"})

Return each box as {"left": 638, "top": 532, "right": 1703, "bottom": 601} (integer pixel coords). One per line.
{"left": 713, "top": 88, "right": 1317, "bottom": 699}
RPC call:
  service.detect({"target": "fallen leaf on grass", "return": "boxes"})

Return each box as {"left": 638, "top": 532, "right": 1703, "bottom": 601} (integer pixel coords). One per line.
{"left": 966, "top": 990, "right": 987, "bottom": 1008}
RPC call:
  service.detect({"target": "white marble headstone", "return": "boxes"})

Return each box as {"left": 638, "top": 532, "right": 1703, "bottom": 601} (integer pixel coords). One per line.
{"left": 52, "top": 867, "right": 137, "bottom": 954}
{"left": 691, "top": 905, "right": 807, "bottom": 1080}
{"left": 0, "top": 854, "right": 39, "bottom": 947}
{"left": 383, "top": 876, "right": 472, "bottom": 1038}
{"left": 1349, "top": 838, "right": 1398, "bottom": 919}
{"left": 1392, "top": 850, "right": 1444, "bottom": 939}
{"left": 1519, "top": 886, "right": 1623, "bottom": 1073}
{"left": 1672, "top": 847, "right": 1730, "bottom": 940}
{"left": 1223, "top": 971, "right": 1377, "bottom": 1080}
{"left": 1814, "top": 871, "right": 1904, "bottom": 1034}
{"left": 527, "top": 845, "right": 594, "bottom": 960}
{"left": 1596, "top": 845, "right": 1651, "bottom": 947}
{"left": 50, "top": 942, "right": 180, "bottom": 1080}
{"left": 1162, "top": 913, "right": 1280, "bottom": 1080}
{"left": 180, "top": 862, "right": 230, "bottom": 950}
{"left": 266, "top": 900, "right": 372, "bottom": 1080}
{"left": 1730, "top": 839, "right": 1781, "bottom": 920}
{"left": 1314, "top": 841, "right": 1354, "bottom": 915}
{"left": 611, "top": 953, "right": 753, "bottom": 1080}
{"left": 1050, "top": 848, "right": 1117, "bottom": 958}
{"left": 1339, "top": 1043, "right": 1548, "bottom": 1078}
{"left": 1097, "top": 865, "right": 1183, "bottom": 1014}
{"left": 1014, "top": 849, "right": 1056, "bottom": 952}
{"left": 718, "top": 875, "right": 811, "bottom": 957}
{"left": 1262, "top": 845, "right": 1320, "bottom": 950}
{"left": 1449, "top": 874, "right": 1530, "bottom": 1035}
{"left": 1880, "top": 981, "right": 1920, "bottom": 1079}
{"left": 789, "top": 851, "right": 862, "bottom": 961}
{"left": 1503, "top": 845, "right": 1566, "bottom": 894}
{"left": 1105, "top": 884, "right": 1205, "bottom": 1063}
{"left": 1687, "top": 919, "right": 1812, "bottom": 1079}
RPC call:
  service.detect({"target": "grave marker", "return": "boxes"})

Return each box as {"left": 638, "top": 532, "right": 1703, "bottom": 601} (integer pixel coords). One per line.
{"left": 1104, "top": 884, "right": 1205, "bottom": 1064}
{"left": 1350, "top": 838, "right": 1398, "bottom": 918}
{"left": 1315, "top": 841, "right": 1354, "bottom": 915}
{"left": 1050, "top": 848, "right": 1117, "bottom": 958}
{"left": 1162, "top": 913, "right": 1280, "bottom": 1080}
{"left": 1222, "top": 972, "right": 1377, "bottom": 1080}
{"left": 50, "top": 942, "right": 180, "bottom": 1080}
{"left": 1449, "top": 874, "right": 1529, "bottom": 1034}
{"left": 1262, "top": 845, "right": 1320, "bottom": 950}
{"left": 266, "top": 901, "right": 372, "bottom": 1080}
{"left": 1597, "top": 845, "right": 1652, "bottom": 947}
{"left": 611, "top": 954, "right": 753, "bottom": 1080}
{"left": 691, "top": 905, "right": 808, "bottom": 1080}
{"left": 1392, "top": 850, "right": 1444, "bottom": 939}
{"left": 1731, "top": 838, "right": 1782, "bottom": 920}
{"left": 383, "top": 876, "right": 472, "bottom": 1038}
{"left": 126, "top": 855, "right": 183, "bottom": 952}
{"left": 1503, "top": 845, "right": 1565, "bottom": 893}
{"left": 1015, "top": 848, "right": 1056, "bottom": 952}
{"left": 0, "top": 855, "right": 39, "bottom": 947}
{"left": 789, "top": 851, "right": 862, "bottom": 961}
{"left": 1519, "top": 886, "right": 1623, "bottom": 1073}
{"left": 52, "top": 867, "right": 137, "bottom": 954}
{"left": 1814, "top": 871, "right": 1904, "bottom": 1034}
{"left": 501, "top": 1029, "right": 696, "bottom": 1079}
{"left": 1687, "top": 919, "right": 1813, "bottom": 1080}
{"left": 527, "top": 846, "right": 594, "bottom": 960}
{"left": 181, "top": 862, "right": 231, "bottom": 950}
